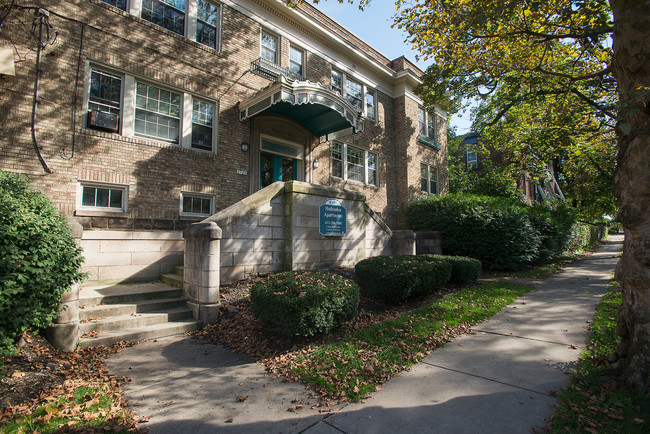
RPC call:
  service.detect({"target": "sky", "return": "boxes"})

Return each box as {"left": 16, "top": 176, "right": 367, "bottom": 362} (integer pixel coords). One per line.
{"left": 309, "top": 0, "right": 474, "bottom": 134}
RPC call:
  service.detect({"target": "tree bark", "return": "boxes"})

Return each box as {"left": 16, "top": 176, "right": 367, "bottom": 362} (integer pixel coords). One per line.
{"left": 610, "top": 0, "right": 650, "bottom": 394}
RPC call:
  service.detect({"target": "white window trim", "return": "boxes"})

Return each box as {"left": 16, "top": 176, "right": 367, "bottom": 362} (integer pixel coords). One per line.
{"left": 77, "top": 181, "right": 129, "bottom": 213}
{"left": 289, "top": 44, "right": 305, "bottom": 77}
{"left": 466, "top": 149, "right": 478, "bottom": 170}
{"left": 111, "top": 0, "right": 222, "bottom": 51}
{"left": 418, "top": 106, "right": 437, "bottom": 141}
{"left": 331, "top": 69, "right": 377, "bottom": 120}
{"left": 180, "top": 191, "right": 215, "bottom": 217}
{"left": 83, "top": 63, "right": 218, "bottom": 154}
{"left": 332, "top": 142, "right": 378, "bottom": 186}
{"left": 420, "top": 163, "right": 438, "bottom": 195}
{"left": 261, "top": 29, "right": 279, "bottom": 65}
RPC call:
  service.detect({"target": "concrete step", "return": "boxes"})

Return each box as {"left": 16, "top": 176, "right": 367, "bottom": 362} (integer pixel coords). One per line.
{"left": 160, "top": 273, "right": 183, "bottom": 289}
{"left": 174, "top": 266, "right": 184, "bottom": 277}
{"left": 79, "top": 307, "right": 194, "bottom": 334}
{"left": 79, "top": 282, "right": 182, "bottom": 308}
{"left": 79, "top": 297, "right": 187, "bottom": 320}
{"left": 79, "top": 320, "right": 201, "bottom": 348}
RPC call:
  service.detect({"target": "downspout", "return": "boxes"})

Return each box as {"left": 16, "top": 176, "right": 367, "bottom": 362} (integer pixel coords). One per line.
{"left": 32, "top": 8, "right": 53, "bottom": 174}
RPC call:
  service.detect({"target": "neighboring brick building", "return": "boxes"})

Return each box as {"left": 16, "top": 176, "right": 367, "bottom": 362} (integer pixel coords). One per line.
{"left": 0, "top": 0, "right": 448, "bottom": 282}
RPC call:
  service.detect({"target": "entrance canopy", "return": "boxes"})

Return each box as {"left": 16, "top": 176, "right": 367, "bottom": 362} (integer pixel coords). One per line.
{"left": 239, "top": 76, "right": 364, "bottom": 143}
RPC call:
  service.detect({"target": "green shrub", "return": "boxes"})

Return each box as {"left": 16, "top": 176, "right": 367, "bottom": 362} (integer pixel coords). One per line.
{"left": 405, "top": 194, "right": 540, "bottom": 270}
{"left": 418, "top": 255, "right": 482, "bottom": 285}
{"left": 564, "top": 222, "right": 608, "bottom": 254}
{"left": 250, "top": 271, "right": 359, "bottom": 339}
{"left": 0, "top": 171, "right": 85, "bottom": 356}
{"left": 355, "top": 255, "right": 452, "bottom": 303}
{"left": 526, "top": 202, "right": 578, "bottom": 262}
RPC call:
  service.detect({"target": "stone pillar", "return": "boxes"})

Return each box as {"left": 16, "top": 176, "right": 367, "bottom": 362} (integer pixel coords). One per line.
{"left": 46, "top": 217, "right": 82, "bottom": 351}
{"left": 415, "top": 231, "right": 442, "bottom": 255}
{"left": 183, "top": 222, "right": 222, "bottom": 324}
{"left": 392, "top": 230, "right": 416, "bottom": 255}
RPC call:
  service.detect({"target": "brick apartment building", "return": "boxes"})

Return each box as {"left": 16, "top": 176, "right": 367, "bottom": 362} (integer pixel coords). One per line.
{"left": 1, "top": 0, "right": 448, "bottom": 284}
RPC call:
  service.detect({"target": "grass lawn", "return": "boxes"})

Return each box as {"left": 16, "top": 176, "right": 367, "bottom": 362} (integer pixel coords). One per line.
{"left": 269, "top": 281, "right": 531, "bottom": 402}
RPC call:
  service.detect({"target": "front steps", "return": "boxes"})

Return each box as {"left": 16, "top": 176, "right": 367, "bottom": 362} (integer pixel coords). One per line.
{"left": 78, "top": 269, "right": 200, "bottom": 347}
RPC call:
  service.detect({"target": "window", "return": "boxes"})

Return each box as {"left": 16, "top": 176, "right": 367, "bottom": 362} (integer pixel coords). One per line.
{"left": 192, "top": 99, "right": 215, "bottom": 151}
{"left": 181, "top": 192, "right": 214, "bottom": 216}
{"left": 86, "top": 66, "right": 218, "bottom": 153}
{"left": 330, "top": 69, "right": 376, "bottom": 119}
{"left": 466, "top": 149, "right": 478, "bottom": 170}
{"left": 418, "top": 107, "right": 427, "bottom": 137}
{"left": 197, "top": 0, "right": 220, "bottom": 49}
{"left": 366, "top": 89, "right": 376, "bottom": 121}
{"left": 418, "top": 106, "right": 440, "bottom": 149}
{"left": 88, "top": 68, "right": 122, "bottom": 117}
{"left": 99, "top": 0, "right": 126, "bottom": 11}
{"left": 261, "top": 30, "right": 278, "bottom": 64}
{"left": 141, "top": 0, "right": 186, "bottom": 35}
{"left": 345, "top": 77, "right": 363, "bottom": 111}
{"left": 79, "top": 182, "right": 127, "bottom": 212}
{"left": 331, "top": 142, "right": 378, "bottom": 186}
{"left": 420, "top": 163, "right": 438, "bottom": 195}
{"left": 331, "top": 70, "right": 342, "bottom": 95}
{"left": 135, "top": 82, "right": 181, "bottom": 143}
{"left": 289, "top": 46, "right": 304, "bottom": 77}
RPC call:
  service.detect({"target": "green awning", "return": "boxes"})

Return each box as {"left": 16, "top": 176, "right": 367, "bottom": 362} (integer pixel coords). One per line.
{"left": 239, "top": 76, "right": 363, "bottom": 142}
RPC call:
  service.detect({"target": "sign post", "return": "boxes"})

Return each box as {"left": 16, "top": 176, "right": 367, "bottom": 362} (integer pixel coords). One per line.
{"left": 319, "top": 198, "right": 347, "bottom": 236}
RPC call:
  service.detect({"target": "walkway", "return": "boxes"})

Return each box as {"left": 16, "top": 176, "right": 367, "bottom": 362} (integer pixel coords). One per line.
{"left": 106, "top": 234, "right": 623, "bottom": 433}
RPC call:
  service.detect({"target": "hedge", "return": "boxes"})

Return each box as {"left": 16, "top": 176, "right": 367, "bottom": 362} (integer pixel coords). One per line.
{"left": 250, "top": 271, "right": 359, "bottom": 339}
{"left": 405, "top": 194, "right": 541, "bottom": 270}
{"left": 417, "top": 255, "right": 482, "bottom": 285}
{"left": 0, "top": 171, "right": 85, "bottom": 356}
{"left": 355, "top": 255, "right": 452, "bottom": 303}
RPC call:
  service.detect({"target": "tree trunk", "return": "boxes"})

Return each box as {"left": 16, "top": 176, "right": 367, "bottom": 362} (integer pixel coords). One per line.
{"left": 610, "top": 0, "right": 650, "bottom": 394}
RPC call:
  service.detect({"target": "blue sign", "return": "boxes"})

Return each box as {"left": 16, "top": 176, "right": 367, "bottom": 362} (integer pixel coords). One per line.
{"left": 319, "top": 198, "right": 347, "bottom": 236}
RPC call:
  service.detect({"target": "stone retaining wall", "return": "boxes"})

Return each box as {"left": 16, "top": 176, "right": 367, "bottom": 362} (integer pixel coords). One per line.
{"left": 79, "top": 230, "right": 184, "bottom": 285}
{"left": 183, "top": 181, "right": 404, "bottom": 322}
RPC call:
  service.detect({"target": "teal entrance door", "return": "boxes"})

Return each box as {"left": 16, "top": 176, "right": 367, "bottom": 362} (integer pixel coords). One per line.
{"left": 260, "top": 152, "right": 298, "bottom": 189}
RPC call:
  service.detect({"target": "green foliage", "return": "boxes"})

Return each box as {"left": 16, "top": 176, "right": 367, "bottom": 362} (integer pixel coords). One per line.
{"left": 0, "top": 171, "right": 85, "bottom": 357}
{"left": 405, "top": 194, "right": 540, "bottom": 270}
{"left": 525, "top": 202, "right": 578, "bottom": 262}
{"left": 418, "top": 255, "right": 482, "bottom": 285}
{"left": 550, "top": 289, "right": 650, "bottom": 432}
{"left": 250, "top": 271, "right": 359, "bottom": 339}
{"left": 354, "top": 255, "right": 452, "bottom": 303}
{"left": 564, "top": 222, "right": 608, "bottom": 254}
{"left": 289, "top": 281, "right": 531, "bottom": 401}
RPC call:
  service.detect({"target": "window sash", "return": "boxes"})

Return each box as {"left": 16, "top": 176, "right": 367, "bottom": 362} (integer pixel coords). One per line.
{"left": 197, "top": 0, "right": 219, "bottom": 49}
{"left": 261, "top": 31, "right": 278, "bottom": 64}
{"left": 345, "top": 78, "right": 363, "bottom": 111}
{"left": 182, "top": 195, "right": 212, "bottom": 215}
{"left": 331, "top": 70, "right": 342, "bottom": 94}
{"left": 366, "top": 90, "right": 375, "bottom": 120}
{"left": 89, "top": 68, "right": 122, "bottom": 114}
{"left": 420, "top": 163, "right": 438, "bottom": 194}
{"left": 418, "top": 107, "right": 426, "bottom": 136}
{"left": 141, "top": 0, "right": 186, "bottom": 35}
{"left": 332, "top": 143, "right": 377, "bottom": 185}
{"left": 289, "top": 46, "right": 303, "bottom": 76}
{"left": 99, "top": 0, "right": 127, "bottom": 11}
{"left": 81, "top": 185, "right": 124, "bottom": 210}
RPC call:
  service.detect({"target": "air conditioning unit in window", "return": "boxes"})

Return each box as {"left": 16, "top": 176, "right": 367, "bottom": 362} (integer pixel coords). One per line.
{"left": 88, "top": 110, "right": 118, "bottom": 132}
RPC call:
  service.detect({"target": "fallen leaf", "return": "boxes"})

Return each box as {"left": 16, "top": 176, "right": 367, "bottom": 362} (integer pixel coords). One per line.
{"left": 164, "top": 401, "right": 175, "bottom": 407}
{"left": 225, "top": 418, "right": 234, "bottom": 423}
{"left": 237, "top": 395, "right": 248, "bottom": 402}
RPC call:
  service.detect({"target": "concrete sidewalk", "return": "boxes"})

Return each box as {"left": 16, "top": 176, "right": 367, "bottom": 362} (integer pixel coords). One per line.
{"left": 106, "top": 235, "right": 623, "bottom": 433}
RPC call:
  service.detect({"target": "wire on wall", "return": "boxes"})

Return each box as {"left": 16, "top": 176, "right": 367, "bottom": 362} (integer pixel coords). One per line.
{"left": 31, "top": 8, "right": 53, "bottom": 174}
{"left": 61, "top": 22, "right": 85, "bottom": 160}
